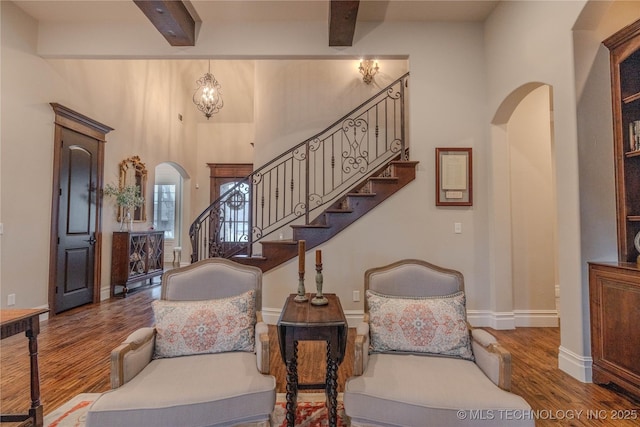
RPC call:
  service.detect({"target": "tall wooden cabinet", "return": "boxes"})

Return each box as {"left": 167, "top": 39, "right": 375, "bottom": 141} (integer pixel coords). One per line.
{"left": 588, "top": 20, "right": 640, "bottom": 400}
{"left": 111, "top": 231, "right": 164, "bottom": 296}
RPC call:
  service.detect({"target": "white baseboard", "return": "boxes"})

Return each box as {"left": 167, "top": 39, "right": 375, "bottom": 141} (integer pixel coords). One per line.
{"left": 467, "top": 311, "right": 515, "bottom": 329}
{"left": 559, "top": 345, "right": 592, "bottom": 383}
{"left": 467, "top": 310, "right": 558, "bottom": 329}
{"left": 265, "top": 308, "right": 557, "bottom": 330}
{"left": 36, "top": 304, "right": 50, "bottom": 322}
{"left": 262, "top": 307, "right": 282, "bottom": 325}
{"left": 514, "top": 310, "right": 559, "bottom": 327}
{"left": 263, "top": 307, "right": 364, "bottom": 327}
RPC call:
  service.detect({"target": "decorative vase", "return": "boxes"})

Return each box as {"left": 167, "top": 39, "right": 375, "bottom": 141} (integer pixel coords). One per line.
{"left": 119, "top": 208, "right": 132, "bottom": 231}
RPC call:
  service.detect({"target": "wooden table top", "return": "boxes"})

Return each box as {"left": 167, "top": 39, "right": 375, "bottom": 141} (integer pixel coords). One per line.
{"left": 0, "top": 308, "right": 48, "bottom": 326}
{"left": 278, "top": 294, "right": 346, "bottom": 327}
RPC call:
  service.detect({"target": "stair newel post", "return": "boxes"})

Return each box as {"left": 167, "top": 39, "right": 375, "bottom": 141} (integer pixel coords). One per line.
{"left": 247, "top": 177, "right": 254, "bottom": 257}
{"left": 305, "top": 140, "right": 310, "bottom": 225}
{"left": 400, "top": 76, "right": 407, "bottom": 161}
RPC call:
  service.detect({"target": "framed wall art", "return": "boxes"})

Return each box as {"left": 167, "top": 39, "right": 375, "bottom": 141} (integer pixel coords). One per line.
{"left": 436, "top": 147, "right": 472, "bottom": 206}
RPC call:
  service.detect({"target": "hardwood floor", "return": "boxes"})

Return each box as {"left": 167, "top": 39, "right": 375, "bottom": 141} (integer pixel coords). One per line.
{"left": 1, "top": 286, "right": 638, "bottom": 426}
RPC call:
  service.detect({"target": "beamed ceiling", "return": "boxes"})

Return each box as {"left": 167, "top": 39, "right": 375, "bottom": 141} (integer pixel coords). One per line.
{"left": 133, "top": 0, "right": 363, "bottom": 47}
{"left": 13, "top": 1, "right": 501, "bottom": 48}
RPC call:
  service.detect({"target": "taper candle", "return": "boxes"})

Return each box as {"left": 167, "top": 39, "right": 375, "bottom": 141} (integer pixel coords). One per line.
{"left": 298, "top": 240, "right": 306, "bottom": 273}
{"left": 316, "top": 250, "right": 322, "bottom": 265}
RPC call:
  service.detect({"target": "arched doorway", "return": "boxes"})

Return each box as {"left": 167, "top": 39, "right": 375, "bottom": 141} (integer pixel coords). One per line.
{"left": 489, "top": 83, "right": 559, "bottom": 328}
{"left": 154, "top": 162, "right": 188, "bottom": 266}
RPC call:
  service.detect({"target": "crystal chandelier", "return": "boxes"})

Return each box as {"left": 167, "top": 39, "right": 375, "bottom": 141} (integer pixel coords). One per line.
{"left": 193, "top": 61, "right": 224, "bottom": 119}
{"left": 359, "top": 59, "right": 379, "bottom": 85}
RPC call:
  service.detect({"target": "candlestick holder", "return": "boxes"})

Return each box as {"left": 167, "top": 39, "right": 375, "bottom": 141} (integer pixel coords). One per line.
{"left": 311, "top": 262, "right": 328, "bottom": 306}
{"left": 294, "top": 271, "right": 308, "bottom": 302}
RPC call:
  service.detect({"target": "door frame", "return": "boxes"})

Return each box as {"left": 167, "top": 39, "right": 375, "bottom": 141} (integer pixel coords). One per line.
{"left": 208, "top": 163, "right": 253, "bottom": 203}
{"left": 49, "top": 103, "right": 113, "bottom": 314}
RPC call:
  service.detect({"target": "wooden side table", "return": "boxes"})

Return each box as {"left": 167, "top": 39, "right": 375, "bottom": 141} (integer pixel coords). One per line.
{"left": 1, "top": 308, "right": 48, "bottom": 427}
{"left": 277, "top": 293, "right": 347, "bottom": 427}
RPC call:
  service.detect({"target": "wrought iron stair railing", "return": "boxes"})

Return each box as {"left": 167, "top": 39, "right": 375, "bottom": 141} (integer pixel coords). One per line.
{"left": 190, "top": 72, "right": 410, "bottom": 263}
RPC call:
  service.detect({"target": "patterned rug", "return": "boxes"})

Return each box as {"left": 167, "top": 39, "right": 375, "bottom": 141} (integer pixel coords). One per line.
{"left": 272, "top": 393, "right": 348, "bottom": 426}
{"left": 44, "top": 392, "right": 348, "bottom": 426}
{"left": 44, "top": 393, "right": 98, "bottom": 427}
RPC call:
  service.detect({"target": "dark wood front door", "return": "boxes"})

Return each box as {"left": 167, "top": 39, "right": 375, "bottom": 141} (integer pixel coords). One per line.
{"left": 49, "top": 103, "right": 112, "bottom": 315}
{"left": 208, "top": 163, "right": 253, "bottom": 257}
{"left": 55, "top": 128, "right": 99, "bottom": 313}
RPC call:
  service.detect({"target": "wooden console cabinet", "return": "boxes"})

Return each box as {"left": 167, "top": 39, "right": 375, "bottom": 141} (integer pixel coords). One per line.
{"left": 588, "top": 262, "right": 640, "bottom": 399}
{"left": 111, "top": 231, "right": 164, "bottom": 296}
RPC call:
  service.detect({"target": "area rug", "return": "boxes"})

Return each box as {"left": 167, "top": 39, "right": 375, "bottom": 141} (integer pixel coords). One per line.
{"left": 44, "top": 392, "right": 348, "bottom": 426}
{"left": 272, "top": 393, "right": 348, "bottom": 426}
{"left": 44, "top": 393, "right": 99, "bottom": 427}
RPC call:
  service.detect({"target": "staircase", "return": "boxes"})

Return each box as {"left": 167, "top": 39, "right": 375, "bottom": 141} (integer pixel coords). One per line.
{"left": 190, "top": 73, "right": 414, "bottom": 272}
{"left": 233, "top": 159, "right": 418, "bottom": 271}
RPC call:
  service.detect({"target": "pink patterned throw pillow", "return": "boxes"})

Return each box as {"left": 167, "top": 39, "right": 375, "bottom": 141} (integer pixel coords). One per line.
{"left": 367, "top": 290, "right": 473, "bottom": 360}
{"left": 152, "top": 290, "right": 256, "bottom": 358}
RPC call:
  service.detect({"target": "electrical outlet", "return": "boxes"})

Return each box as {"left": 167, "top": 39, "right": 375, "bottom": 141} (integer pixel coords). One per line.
{"left": 7, "top": 294, "right": 16, "bottom": 306}
{"left": 454, "top": 222, "right": 462, "bottom": 234}
{"left": 353, "top": 290, "right": 360, "bottom": 302}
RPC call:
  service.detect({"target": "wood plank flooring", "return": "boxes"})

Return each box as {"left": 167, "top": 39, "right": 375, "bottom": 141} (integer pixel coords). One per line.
{"left": 1, "top": 286, "right": 638, "bottom": 426}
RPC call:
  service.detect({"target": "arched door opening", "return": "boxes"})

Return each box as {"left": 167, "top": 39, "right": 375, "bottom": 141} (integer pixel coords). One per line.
{"left": 490, "top": 83, "right": 559, "bottom": 329}
{"left": 154, "top": 162, "right": 187, "bottom": 267}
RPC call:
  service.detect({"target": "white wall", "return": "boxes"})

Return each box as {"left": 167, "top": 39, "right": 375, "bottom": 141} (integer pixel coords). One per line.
{"left": 253, "top": 59, "right": 408, "bottom": 166}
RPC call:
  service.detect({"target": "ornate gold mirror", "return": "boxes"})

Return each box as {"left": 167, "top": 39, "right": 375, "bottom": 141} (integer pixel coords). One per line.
{"left": 119, "top": 156, "right": 147, "bottom": 222}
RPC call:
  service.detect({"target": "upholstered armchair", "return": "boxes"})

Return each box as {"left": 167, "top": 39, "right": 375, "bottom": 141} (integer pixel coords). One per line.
{"left": 344, "top": 259, "right": 534, "bottom": 427}
{"left": 86, "top": 258, "right": 276, "bottom": 427}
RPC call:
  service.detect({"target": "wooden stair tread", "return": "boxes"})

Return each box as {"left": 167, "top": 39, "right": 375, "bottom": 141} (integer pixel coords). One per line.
{"left": 290, "top": 223, "right": 330, "bottom": 229}
{"left": 369, "top": 176, "right": 398, "bottom": 182}
{"left": 390, "top": 160, "right": 419, "bottom": 165}
{"left": 232, "top": 254, "right": 267, "bottom": 260}
{"left": 346, "top": 192, "right": 376, "bottom": 197}
{"left": 325, "top": 208, "right": 354, "bottom": 214}
{"left": 260, "top": 239, "right": 298, "bottom": 245}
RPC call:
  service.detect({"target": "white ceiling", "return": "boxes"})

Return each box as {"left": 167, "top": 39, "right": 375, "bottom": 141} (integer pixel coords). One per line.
{"left": 13, "top": 1, "right": 500, "bottom": 25}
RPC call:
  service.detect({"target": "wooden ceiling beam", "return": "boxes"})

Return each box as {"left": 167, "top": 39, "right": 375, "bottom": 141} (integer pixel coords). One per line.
{"left": 133, "top": 0, "right": 195, "bottom": 46}
{"left": 329, "top": 0, "right": 360, "bottom": 47}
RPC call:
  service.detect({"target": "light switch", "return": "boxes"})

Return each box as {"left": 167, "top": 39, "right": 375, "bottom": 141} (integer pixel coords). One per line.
{"left": 454, "top": 222, "right": 462, "bottom": 234}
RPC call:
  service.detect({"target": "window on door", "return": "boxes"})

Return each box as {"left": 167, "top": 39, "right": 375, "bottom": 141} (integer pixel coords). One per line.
{"left": 219, "top": 181, "right": 250, "bottom": 242}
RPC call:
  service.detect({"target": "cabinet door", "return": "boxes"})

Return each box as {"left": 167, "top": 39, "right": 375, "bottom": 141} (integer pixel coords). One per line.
{"left": 129, "top": 234, "right": 148, "bottom": 277}
{"left": 147, "top": 233, "right": 164, "bottom": 272}
{"left": 605, "top": 20, "right": 640, "bottom": 262}
{"left": 589, "top": 263, "right": 640, "bottom": 399}
{"left": 618, "top": 49, "right": 640, "bottom": 261}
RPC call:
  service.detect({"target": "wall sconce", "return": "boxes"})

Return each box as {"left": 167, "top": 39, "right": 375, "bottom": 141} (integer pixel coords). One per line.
{"left": 359, "top": 59, "right": 379, "bottom": 84}
{"left": 193, "top": 60, "right": 224, "bottom": 119}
